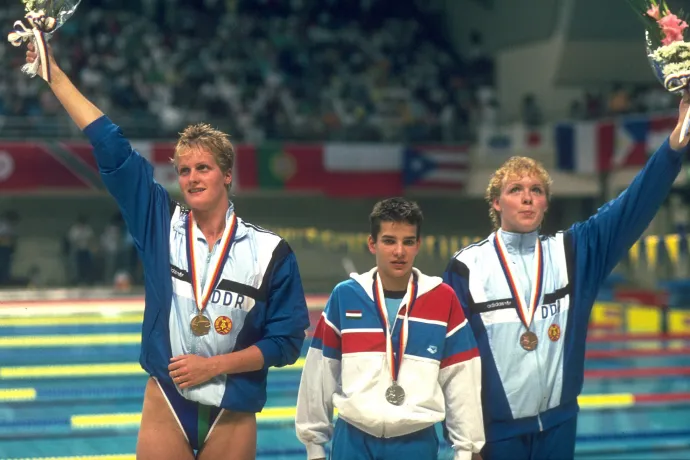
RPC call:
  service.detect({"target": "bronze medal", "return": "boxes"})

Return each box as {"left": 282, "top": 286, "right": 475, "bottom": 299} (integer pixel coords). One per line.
{"left": 494, "top": 232, "right": 545, "bottom": 354}
{"left": 520, "top": 331, "right": 538, "bottom": 351}
{"left": 190, "top": 314, "right": 211, "bottom": 336}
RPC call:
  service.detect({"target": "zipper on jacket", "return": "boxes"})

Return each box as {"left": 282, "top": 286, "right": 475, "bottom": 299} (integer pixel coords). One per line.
{"left": 381, "top": 301, "right": 404, "bottom": 439}
{"left": 191, "top": 242, "right": 218, "bottom": 355}
{"left": 517, "top": 238, "right": 548, "bottom": 430}
{"left": 533, "top": 342, "right": 548, "bottom": 432}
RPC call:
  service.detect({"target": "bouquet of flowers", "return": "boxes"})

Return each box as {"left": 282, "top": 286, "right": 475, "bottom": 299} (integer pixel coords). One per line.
{"left": 627, "top": 0, "right": 690, "bottom": 140}
{"left": 6, "top": 0, "right": 81, "bottom": 82}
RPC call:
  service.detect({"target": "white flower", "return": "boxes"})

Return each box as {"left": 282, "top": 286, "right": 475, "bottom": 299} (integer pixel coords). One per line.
{"left": 652, "top": 41, "right": 690, "bottom": 61}
{"left": 661, "top": 61, "right": 690, "bottom": 77}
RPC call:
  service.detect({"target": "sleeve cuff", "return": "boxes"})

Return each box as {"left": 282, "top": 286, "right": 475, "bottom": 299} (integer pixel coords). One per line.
{"left": 82, "top": 115, "right": 114, "bottom": 146}
{"left": 668, "top": 137, "right": 689, "bottom": 155}
{"left": 306, "top": 442, "right": 327, "bottom": 459}
{"left": 255, "top": 339, "right": 280, "bottom": 370}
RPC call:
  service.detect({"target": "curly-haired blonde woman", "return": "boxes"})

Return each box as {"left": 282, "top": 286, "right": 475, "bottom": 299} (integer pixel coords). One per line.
{"left": 443, "top": 93, "right": 690, "bottom": 460}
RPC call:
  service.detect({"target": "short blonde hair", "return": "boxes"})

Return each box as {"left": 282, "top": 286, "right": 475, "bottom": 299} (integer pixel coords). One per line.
{"left": 173, "top": 123, "right": 235, "bottom": 190}
{"left": 485, "top": 156, "right": 553, "bottom": 229}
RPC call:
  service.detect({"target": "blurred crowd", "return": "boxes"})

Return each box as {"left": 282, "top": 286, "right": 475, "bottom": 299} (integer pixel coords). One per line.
{"left": 0, "top": 0, "right": 678, "bottom": 144}
{"left": 0, "top": 0, "right": 494, "bottom": 142}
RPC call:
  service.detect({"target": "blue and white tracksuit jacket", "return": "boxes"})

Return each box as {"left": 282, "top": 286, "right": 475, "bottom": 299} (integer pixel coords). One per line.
{"left": 295, "top": 267, "right": 485, "bottom": 460}
{"left": 443, "top": 138, "right": 684, "bottom": 442}
{"left": 83, "top": 116, "right": 310, "bottom": 412}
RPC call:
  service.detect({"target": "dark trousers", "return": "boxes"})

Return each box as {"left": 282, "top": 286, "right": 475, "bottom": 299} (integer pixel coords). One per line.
{"left": 331, "top": 418, "right": 439, "bottom": 460}
{"left": 482, "top": 416, "right": 577, "bottom": 460}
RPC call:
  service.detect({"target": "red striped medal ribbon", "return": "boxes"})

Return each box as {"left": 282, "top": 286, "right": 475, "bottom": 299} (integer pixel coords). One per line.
{"left": 493, "top": 231, "right": 544, "bottom": 351}
{"left": 186, "top": 211, "right": 237, "bottom": 336}
{"left": 372, "top": 272, "right": 418, "bottom": 405}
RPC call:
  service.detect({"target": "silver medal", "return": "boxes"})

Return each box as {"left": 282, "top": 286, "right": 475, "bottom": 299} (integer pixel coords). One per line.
{"left": 385, "top": 382, "right": 405, "bottom": 406}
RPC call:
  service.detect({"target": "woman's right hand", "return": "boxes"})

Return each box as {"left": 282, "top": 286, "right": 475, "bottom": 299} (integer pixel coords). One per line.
{"left": 25, "top": 41, "right": 59, "bottom": 81}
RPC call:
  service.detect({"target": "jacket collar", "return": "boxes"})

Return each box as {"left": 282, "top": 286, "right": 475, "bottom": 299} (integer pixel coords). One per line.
{"left": 349, "top": 266, "right": 442, "bottom": 301}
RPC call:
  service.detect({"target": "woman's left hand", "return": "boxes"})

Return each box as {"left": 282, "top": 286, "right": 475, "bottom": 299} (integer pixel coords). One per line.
{"left": 168, "top": 354, "right": 219, "bottom": 389}
{"left": 670, "top": 90, "right": 690, "bottom": 151}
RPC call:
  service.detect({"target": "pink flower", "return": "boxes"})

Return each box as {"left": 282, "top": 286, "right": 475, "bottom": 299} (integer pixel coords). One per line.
{"left": 647, "top": 5, "right": 661, "bottom": 20}
{"left": 661, "top": 28, "right": 685, "bottom": 45}
{"left": 658, "top": 13, "right": 687, "bottom": 29}
{"left": 657, "top": 14, "right": 688, "bottom": 46}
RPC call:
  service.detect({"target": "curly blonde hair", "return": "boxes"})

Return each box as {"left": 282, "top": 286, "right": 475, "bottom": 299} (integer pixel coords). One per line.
{"left": 485, "top": 156, "right": 553, "bottom": 229}
{"left": 173, "top": 123, "right": 235, "bottom": 191}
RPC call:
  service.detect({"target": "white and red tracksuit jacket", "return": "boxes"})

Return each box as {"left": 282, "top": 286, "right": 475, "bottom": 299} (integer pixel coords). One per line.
{"left": 295, "top": 267, "right": 485, "bottom": 459}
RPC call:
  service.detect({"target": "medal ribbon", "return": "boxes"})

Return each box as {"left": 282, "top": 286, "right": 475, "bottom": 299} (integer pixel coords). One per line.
{"left": 493, "top": 232, "right": 544, "bottom": 330}
{"left": 371, "top": 272, "right": 418, "bottom": 384}
{"left": 186, "top": 211, "right": 238, "bottom": 315}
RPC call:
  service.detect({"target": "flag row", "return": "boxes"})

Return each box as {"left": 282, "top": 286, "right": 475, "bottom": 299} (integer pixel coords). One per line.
{"left": 0, "top": 111, "right": 678, "bottom": 195}
{"left": 0, "top": 141, "right": 470, "bottom": 196}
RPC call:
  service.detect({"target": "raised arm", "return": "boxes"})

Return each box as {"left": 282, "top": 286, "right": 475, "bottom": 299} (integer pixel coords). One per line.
{"left": 25, "top": 42, "right": 171, "bottom": 254}
{"left": 569, "top": 92, "right": 690, "bottom": 303}
{"left": 27, "top": 43, "right": 103, "bottom": 130}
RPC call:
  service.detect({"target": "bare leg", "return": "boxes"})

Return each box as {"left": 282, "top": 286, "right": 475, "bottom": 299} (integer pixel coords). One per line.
{"left": 136, "top": 377, "right": 195, "bottom": 460}
{"left": 197, "top": 410, "right": 257, "bottom": 460}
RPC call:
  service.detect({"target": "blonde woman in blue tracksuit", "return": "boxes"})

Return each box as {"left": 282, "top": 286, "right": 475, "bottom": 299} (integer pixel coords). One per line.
{"left": 443, "top": 92, "right": 690, "bottom": 460}
{"left": 26, "top": 43, "right": 309, "bottom": 460}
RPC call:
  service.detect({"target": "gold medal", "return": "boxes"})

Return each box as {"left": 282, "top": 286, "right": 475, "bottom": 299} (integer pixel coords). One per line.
{"left": 190, "top": 314, "right": 211, "bottom": 336}
{"left": 186, "top": 210, "right": 237, "bottom": 336}
{"left": 520, "top": 331, "right": 538, "bottom": 351}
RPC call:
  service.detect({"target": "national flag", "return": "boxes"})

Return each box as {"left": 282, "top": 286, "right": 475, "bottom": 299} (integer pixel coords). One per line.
{"left": 555, "top": 121, "right": 615, "bottom": 174}
{"left": 147, "top": 142, "right": 260, "bottom": 192}
{"left": 232, "top": 144, "right": 258, "bottom": 191}
{"left": 612, "top": 115, "right": 676, "bottom": 169}
{"left": 58, "top": 142, "right": 99, "bottom": 174}
{"left": 256, "top": 142, "right": 323, "bottom": 191}
{"left": 149, "top": 142, "right": 178, "bottom": 189}
{"left": 321, "top": 143, "right": 403, "bottom": 197}
{"left": 0, "top": 142, "right": 92, "bottom": 190}
{"left": 477, "top": 124, "right": 546, "bottom": 158}
{"left": 402, "top": 145, "right": 470, "bottom": 190}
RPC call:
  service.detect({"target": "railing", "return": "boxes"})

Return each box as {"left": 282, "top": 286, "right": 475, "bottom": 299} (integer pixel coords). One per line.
{"left": 0, "top": 114, "right": 167, "bottom": 140}
{"left": 0, "top": 112, "right": 468, "bottom": 143}
{"left": 10, "top": 228, "right": 690, "bottom": 296}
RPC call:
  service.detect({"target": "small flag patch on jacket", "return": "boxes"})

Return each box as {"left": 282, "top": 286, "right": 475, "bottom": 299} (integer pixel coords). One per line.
{"left": 345, "top": 310, "right": 362, "bottom": 319}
